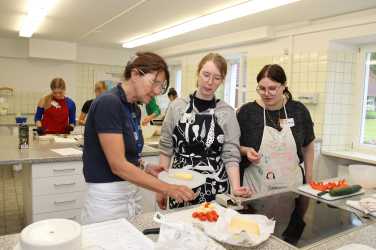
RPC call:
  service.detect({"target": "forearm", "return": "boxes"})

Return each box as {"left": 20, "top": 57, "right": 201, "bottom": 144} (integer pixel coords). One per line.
{"left": 159, "top": 153, "right": 171, "bottom": 169}
{"left": 78, "top": 113, "right": 86, "bottom": 125}
{"left": 303, "top": 142, "right": 314, "bottom": 182}
{"left": 36, "top": 121, "right": 42, "bottom": 127}
{"left": 112, "top": 159, "right": 169, "bottom": 194}
{"left": 240, "top": 146, "right": 251, "bottom": 156}
{"left": 226, "top": 163, "right": 241, "bottom": 189}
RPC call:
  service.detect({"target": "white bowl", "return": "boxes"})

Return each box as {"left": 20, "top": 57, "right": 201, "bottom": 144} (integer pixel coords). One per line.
{"left": 349, "top": 164, "right": 376, "bottom": 189}
{"left": 19, "top": 219, "right": 81, "bottom": 250}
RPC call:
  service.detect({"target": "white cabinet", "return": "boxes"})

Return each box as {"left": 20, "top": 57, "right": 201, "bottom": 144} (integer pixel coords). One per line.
{"left": 23, "top": 155, "right": 161, "bottom": 225}
{"left": 23, "top": 161, "right": 86, "bottom": 224}
{"left": 140, "top": 155, "right": 159, "bottom": 213}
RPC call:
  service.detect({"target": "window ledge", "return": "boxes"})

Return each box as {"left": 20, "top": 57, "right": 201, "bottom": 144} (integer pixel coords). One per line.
{"left": 322, "top": 150, "right": 376, "bottom": 165}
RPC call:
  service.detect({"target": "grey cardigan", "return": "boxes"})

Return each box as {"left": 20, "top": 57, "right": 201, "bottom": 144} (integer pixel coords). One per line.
{"left": 159, "top": 95, "right": 241, "bottom": 168}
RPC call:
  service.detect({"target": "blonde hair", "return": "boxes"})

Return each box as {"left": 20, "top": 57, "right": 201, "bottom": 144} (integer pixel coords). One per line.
{"left": 41, "top": 78, "right": 66, "bottom": 109}
{"left": 94, "top": 81, "right": 107, "bottom": 91}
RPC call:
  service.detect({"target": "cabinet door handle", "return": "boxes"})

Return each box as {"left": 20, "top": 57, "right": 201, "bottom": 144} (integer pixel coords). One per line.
{"left": 54, "top": 200, "right": 76, "bottom": 206}
{"left": 54, "top": 182, "right": 76, "bottom": 188}
{"left": 53, "top": 168, "right": 75, "bottom": 173}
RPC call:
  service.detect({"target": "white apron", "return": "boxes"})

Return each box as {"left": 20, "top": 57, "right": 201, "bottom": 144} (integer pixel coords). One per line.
{"left": 81, "top": 181, "right": 142, "bottom": 225}
{"left": 243, "top": 104, "right": 303, "bottom": 194}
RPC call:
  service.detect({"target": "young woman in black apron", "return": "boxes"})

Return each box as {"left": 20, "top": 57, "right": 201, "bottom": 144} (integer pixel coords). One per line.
{"left": 158, "top": 53, "right": 251, "bottom": 209}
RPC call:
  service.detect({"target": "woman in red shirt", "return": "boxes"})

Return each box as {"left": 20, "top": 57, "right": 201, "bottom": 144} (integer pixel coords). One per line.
{"left": 34, "top": 78, "right": 76, "bottom": 134}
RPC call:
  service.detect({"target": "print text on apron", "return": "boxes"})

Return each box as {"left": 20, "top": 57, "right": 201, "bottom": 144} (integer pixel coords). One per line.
{"left": 243, "top": 103, "right": 304, "bottom": 193}
{"left": 170, "top": 93, "right": 229, "bottom": 209}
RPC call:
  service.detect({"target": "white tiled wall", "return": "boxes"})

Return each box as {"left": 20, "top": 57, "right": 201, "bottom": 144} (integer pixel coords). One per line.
{"left": 321, "top": 50, "right": 356, "bottom": 151}
{"left": 245, "top": 49, "right": 356, "bottom": 147}
{"left": 1, "top": 63, "right": 124, "bottom": 118}
{"left": 75, "top": 64, "right": 123, "bottom": 112}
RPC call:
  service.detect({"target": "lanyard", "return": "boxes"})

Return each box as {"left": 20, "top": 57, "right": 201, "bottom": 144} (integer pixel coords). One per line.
{"left": 123, "top": 104, "right": 143, "bottom": 161}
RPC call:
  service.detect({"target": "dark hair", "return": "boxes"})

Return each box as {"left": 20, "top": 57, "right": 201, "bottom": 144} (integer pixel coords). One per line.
{"left": 124, "top": 52, "right": 170, "bottom": 87}
{"left": 50, "top": 78, "right": 66, "bottom": 90}
{"left": 256, "top": 64, "right": 292, "bottom": 100}
{"left": 167, "top": 87, "right": 178, "bottom": 98}
{"left": 197, "top": 53, "right": 227, "bottom": 79}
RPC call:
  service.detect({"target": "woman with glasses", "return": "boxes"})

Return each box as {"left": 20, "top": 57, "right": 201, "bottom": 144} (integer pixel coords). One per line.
{"left": 158, "top": 53, "right": 251, "bottom": 209}
{"left": 34, "top": 78, "right": 76, "bottom": 135}
{"left": 237, "top": 64, "right": 315, "bottom": 194}
{"left": 81, "top": 52, "right": 194, "bottom": 224}
{"left": 78, "top": 81, "right": 108, "bottom": 125}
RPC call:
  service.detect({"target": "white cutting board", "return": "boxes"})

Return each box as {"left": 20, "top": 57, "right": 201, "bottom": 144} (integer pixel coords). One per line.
{"left": 298, "top": 184, "right": 364, "bottom": 200}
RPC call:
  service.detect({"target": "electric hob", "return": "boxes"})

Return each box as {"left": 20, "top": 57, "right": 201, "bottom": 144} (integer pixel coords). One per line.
{"left": 239, "top": 191, "right": 364, "bottom": 248}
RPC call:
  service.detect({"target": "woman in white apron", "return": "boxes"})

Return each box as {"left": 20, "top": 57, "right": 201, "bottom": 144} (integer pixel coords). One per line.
{"left": 158, "top": 53, "right": 251, "bottom": 209}
{"left": 81, "top": 52, "right": 195, "bottom": 224}
{"left": 237, "top": 64, "right": 315, "bottom": 194}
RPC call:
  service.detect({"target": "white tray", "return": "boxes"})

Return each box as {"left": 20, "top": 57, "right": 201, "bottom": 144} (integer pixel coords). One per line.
{"left": 159, "top": 169, "right": 206, "bottom": 189}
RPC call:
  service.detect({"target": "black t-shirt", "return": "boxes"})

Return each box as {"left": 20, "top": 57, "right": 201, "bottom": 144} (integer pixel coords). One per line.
{"left": 81, "top": 99, "right": 93, "bottom": 114}
{"left": 237, "top": 99, "right": 315, "bottom": 170}
{"left": 83, "top": 85, "right": 143, "bottom": 183}
{"left": 193, "top": 95, "right": 216, "bottom": 112}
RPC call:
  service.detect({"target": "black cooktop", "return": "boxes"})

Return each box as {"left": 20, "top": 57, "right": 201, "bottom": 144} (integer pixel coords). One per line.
{"left": 239, "top": 191, "right": 363, "bottom": 248}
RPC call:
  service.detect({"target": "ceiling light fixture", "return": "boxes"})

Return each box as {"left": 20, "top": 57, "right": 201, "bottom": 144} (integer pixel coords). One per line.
{"left": 19, "top": 0, "right": 57, "bottom": 38}
{"left": 122, "top": 0, "right": 300, "bottom": 48}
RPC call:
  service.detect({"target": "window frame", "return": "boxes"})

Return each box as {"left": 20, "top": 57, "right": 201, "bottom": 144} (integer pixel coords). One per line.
{"left": 353, "top": 45, "right": 376, "bottom": 153}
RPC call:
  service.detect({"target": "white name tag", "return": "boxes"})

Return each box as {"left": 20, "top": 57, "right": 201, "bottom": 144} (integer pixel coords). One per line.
{"left": 280, "top": 118, "right": 295, "bottom": 128}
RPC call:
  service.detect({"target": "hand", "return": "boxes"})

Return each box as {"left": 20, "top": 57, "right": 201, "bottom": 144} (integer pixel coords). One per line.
{"left": 232, "top": 186, "right": 252, "bottom": 198}
{"left": 36, "top": 127, "right": 45, "bottom": 135}
{"left": 164, "top": 184, "right": 195, "bottom": 203}
{"left": 145, "top": 164, "right": 167, "bottom": 177}
{"left": 64, "top": 125, "right": 74, "bottom": 134}
{"left": 246, "top": 147, "right": 261, "bottom": 164}
{"left": 156, "top": 193, "right": 167, "bottom": 210}
{"left": 142, "top": 116, "right": 152, "bottom": 126}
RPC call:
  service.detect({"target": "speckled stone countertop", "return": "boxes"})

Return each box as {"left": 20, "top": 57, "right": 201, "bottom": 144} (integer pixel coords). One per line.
{"left": 1, "top": 213, "right": 375, "bottom": 250}
{"left": 0, "top": 135, "right": 160, "bottom": 166}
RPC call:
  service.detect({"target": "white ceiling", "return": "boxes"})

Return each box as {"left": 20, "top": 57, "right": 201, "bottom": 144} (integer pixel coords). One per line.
{"left": 1, "top": 0, "right": 376, "bottom": 51}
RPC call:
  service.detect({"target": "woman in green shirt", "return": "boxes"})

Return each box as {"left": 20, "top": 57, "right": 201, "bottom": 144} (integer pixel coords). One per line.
{"left": 142, "top": 96, "right": 161, "bottom": 125}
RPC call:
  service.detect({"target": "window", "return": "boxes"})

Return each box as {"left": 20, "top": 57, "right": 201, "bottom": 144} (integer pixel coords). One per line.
{"left": 223, "top": 55, "right": 247, "bottom": 108}
{"left": 175, "top": 68, "right": 182, "bottom": 96}
{"left": 360, "top": 51, "right": 376, "bottom": 146}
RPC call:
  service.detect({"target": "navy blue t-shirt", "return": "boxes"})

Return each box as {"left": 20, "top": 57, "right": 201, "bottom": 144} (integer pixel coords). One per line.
{"left": 83, "top": 84, "right": 144, "bottom": 183}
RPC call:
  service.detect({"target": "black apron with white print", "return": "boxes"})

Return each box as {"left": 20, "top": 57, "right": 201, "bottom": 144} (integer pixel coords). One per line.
{"left": 169, "top": 94, "right": 229, "bottom": 209}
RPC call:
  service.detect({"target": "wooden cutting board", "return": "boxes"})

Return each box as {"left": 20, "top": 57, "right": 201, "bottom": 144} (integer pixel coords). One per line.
{"left": 298, "top": 184, "right": 364, "bottom": 201}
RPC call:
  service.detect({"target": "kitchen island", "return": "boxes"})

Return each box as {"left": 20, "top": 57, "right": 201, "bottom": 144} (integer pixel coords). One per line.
{"left": 0, "top": 135, "right": 160, "bottom": 225}
{"left": 1, "top": 207, "right": 375, "bottom": 250}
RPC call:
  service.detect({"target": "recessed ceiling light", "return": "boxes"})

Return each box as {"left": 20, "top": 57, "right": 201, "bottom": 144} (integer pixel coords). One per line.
{"left": 19, "top": 0, "right": 57, "bottom": 38}
{"left": 122, "top": 0, "right": 301, "bottom": 48}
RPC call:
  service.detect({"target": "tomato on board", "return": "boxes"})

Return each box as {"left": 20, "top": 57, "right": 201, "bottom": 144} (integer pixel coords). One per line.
{"left": 309, "top": 179, "right": 348, "bottom": 191}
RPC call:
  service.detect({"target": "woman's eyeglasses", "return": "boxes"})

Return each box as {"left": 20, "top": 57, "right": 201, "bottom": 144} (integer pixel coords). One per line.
{"left": 256, "top": 85, "right": 282, "bottom": 96}
{"left": 200, "top": 71, "right": 223, "bottom": 83}
{"left": 138, "top": 69, "right": 168, "bottom": 95}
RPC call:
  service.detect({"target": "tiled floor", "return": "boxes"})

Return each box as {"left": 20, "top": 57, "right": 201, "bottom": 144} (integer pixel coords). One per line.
{"left": 0, "top": 165, "right": 24, "bottom": 236}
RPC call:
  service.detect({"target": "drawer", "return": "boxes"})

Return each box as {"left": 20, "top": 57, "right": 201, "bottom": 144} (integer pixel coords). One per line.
{"left": 32, "top": 161, "right": 83, "bottom": 178}
{"left": 32, "top": 175, "right": 87, "bottom": 195}
{"left": 33, "top": 209, "right": 82, "bottom": 223}
{"left": 33, "top": 192, "right": 85, "bottom": 214}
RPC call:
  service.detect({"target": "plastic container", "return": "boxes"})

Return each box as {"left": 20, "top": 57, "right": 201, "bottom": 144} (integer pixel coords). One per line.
{"left": 16, "top": 116, "right": 27, "bottom": 124}
{"left": 349, "top": 164, "right": 376, "bottom": 189}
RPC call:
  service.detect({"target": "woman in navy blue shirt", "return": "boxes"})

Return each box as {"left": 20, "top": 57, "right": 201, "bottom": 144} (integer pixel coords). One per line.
{"left": 81, "top": 52, "right": 194, "bottom": 224}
